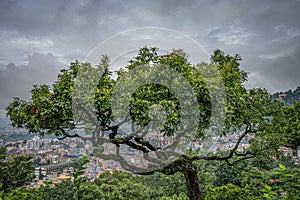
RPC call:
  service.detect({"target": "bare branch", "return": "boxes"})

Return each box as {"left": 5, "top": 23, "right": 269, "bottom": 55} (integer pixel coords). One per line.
{"left": 191, "top": 124, "right": 253, "bottom": 163}
{"left": 57, "top": 128, "right": 81, "bottom": 140}
{"left": 225, "top": 155, "right": 255, "bottom": 166}
{"left": 134, "top": 137, "right": 160, "bottom": 151}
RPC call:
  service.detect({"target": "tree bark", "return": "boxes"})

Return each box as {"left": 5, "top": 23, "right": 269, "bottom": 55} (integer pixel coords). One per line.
{"left": 183, "top": 161, "right": 204, "bottom": 200}
{"left": 136, "top": 156, "right": 204, "bottom": 200}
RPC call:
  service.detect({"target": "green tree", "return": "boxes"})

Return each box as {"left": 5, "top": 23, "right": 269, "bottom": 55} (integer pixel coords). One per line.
{"left": 6, "top": 47, "right": 286, "bottom": 200}
{"left": 77, "top": 182, "right": 104, "bottom": 200}
{"left": 160, "top": 192, "right": 189, "bottom": 200}
{"left": 40, "top": 180, "right": 75, "bottom": 200}
{"left": 141, "top": 172, "right": 186, "bottom": 198}
{"left": 213, "top": 160, "right": 269, "bottom": 196}
{"left": 94, "top": 171, "right": 152, "bottom": 199}
{"left": 267, "top": 164, "right": 300, "bottom": 199}
{"left": 278, "top": 102, "right": 300, "bottom": 149}
{"left": 39, "top": 170, "right": 161, "bottom": 200}
{"left": 204, "top": 184, "right": 258, "bottom": 200}
{"left": 213, "top": 161, "right": 241, "bottom": 187}
{"left": 0, "top": 147, "right": 35, "bottom": 193}
{"left": 4, "top": 189, "right": 41, "bottom": 200}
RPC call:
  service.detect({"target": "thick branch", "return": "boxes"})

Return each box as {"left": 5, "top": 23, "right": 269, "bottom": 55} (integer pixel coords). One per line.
{"left": 134, "top": 137, "right": 160, "bottom": 151}
{"left": 57, "top": 128, "right": 81, "bottom": 140}
{"left": 225, "top": 155, "right": 255, "bottom": 166}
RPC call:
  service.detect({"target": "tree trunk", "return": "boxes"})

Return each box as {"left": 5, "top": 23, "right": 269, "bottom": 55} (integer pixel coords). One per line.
{"left": 146, "top": 157, "right": 204, "bottom": 200}
{"left": 183, "top": 161, "right": 204, "bottom": 200}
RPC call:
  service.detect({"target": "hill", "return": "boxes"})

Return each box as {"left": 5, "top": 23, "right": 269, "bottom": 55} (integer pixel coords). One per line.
{"left": 273, "top": 86, "right": 300, "bottom": 105}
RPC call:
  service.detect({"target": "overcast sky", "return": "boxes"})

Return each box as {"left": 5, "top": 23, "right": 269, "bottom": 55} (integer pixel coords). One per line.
{"left": 0, "top": 0, "right": 300, "bottom": 116}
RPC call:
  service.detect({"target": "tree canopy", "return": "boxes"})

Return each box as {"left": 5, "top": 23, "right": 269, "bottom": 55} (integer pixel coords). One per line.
{"left": 278, "top": 101, "right": 300, "bottom": 149}
{"left": 0, "top": 147, "right": 35, "bottom": 193}
{"left": 6, "top": 47, "right": 291, "bottom": 200}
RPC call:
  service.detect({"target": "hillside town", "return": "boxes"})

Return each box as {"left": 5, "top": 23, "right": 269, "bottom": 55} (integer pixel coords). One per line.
{"left": 1, "top": 117, "right": 299, "bottom": 190}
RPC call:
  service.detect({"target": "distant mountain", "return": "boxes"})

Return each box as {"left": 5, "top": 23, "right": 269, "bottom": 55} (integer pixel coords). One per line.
{"left": 273, "top": 86, "right": 300, "bottom": 106}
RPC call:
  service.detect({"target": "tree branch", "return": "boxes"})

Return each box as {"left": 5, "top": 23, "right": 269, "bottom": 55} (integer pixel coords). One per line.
{"left": 134, "top": 137, "right": 160, "bottom": 151}
{"left": 57, "top": 128, "right": 81, "bottom": 140}
{"left": 191, "top": 124, "right": 251, "bottom": 162}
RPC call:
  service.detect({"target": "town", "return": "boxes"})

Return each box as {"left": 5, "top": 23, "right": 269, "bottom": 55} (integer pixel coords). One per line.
{"left": 1, "top": 116, "right": 299, "bottom": 190}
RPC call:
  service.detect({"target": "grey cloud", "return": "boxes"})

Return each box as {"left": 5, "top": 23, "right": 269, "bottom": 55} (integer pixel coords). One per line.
{"left": 245, "top": 47, "right": 300, "bottom": 92}
{"left": 0, "top": 0, "right": 299, "bottom": 109}
{"left": 259, "top": 47, "right": 300, "bottom": 91}
{"left": 0, "top": 52, "right": 65, "bottom": 115}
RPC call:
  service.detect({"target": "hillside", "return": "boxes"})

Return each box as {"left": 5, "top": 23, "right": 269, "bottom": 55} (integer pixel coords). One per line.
{"left": 273, "top": 86, "right": 300, "bottom": 106}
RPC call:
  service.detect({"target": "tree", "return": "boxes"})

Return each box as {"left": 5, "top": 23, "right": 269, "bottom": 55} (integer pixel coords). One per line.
{"left": 212, "top": 160, "right": 269, "bottom": 197}
{"left": 160, "top": 192, "right": 189, "bottom": 200}
{"left": 40, "top": 180, "right": 75, "bottom": 200}
{"left": 3, "top": 189, "right": 41, "bottom": 200}
{"left": 39, "top": 170, "right": 171, "bottom": 200}
{"left": 141, "top": 172, "right": 186, "bottom": 198}
{"left": 0, "top": 147, "right": 35, "bottom": 193}
{"left": 77, "top": 182, "right": 104, "bottom": 200}
{"left": 6, "top": 47, "right": 285, "bottom": 199}
{"left": 94, "top": 171, "right": 152, "bottom": 199}
{"left": 204, "top": 184, "right": 257, "bottom": 200}
{"left": 278, "top": 101, "right": 300, "bottom": 149}
{"left": 267, "top": 164, "right": 300, "bottom": 199}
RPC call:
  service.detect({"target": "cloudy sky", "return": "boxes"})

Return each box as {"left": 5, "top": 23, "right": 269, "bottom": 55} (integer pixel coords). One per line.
{"left": 0, "top": 0, "right": 300, "bottom": 116}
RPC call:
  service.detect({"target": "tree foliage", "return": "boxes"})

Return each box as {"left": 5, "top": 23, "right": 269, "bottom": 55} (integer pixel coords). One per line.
{"left": 93, "top": 170, "right": 152, "bottom": 199}
{"left": 141, "top": 172, "right": 186, "bottom": 198}
{"left": 3, "top": 189, "right": 41, "bottom": 200}
{"left": 40, "top": 180, "right": 75, "bottom": 200}
{"left": 0, "top": 147, "right": 35, "bottom": 193}
{"left": 204, "top": 184, "right": 257, "bottom": 200}
{"left": 2, "top": 159, "right": 300, "bottom": 199}
{"left": 6, "top": 47, "right": 292, "bottom": 200}
{"left": 278, "top": 102, "right": 300, "bottom": 149}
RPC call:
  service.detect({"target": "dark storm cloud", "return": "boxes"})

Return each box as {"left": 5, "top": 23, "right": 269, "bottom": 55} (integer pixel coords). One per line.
{"left": 0, "top": 0, "right": 299, "bottom": 114}
{"left": 0, "top": 0, "right": 140, "bottom": 65}
{"left": 0, "top": 53, "right": 64, "bottom": 115}
{"left": 256, "top": 47, "right": 300, "bottom": 92}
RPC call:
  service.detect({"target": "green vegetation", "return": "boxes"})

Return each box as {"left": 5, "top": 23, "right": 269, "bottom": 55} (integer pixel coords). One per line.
{"left": 4, "top": 47, "right": 299, "bottom": 199}
{"left": 0, "top": 147, "right": 35, "bottom": 193}
{"left": 278, "top": 101, "right": 300, "bottom": 149}
{"left": 1, "top": 158, "right": 300, "bottom": 199}
{"left": 273, "top": 86, "right": 300, "bottom": 106}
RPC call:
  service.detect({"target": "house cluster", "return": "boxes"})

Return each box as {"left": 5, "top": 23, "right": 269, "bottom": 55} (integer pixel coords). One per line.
{"left": 1, "top": 121, "right": 299, "bottom": 189}
{"left": 1, "top": 135, "right": 122, "bottom": 189}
